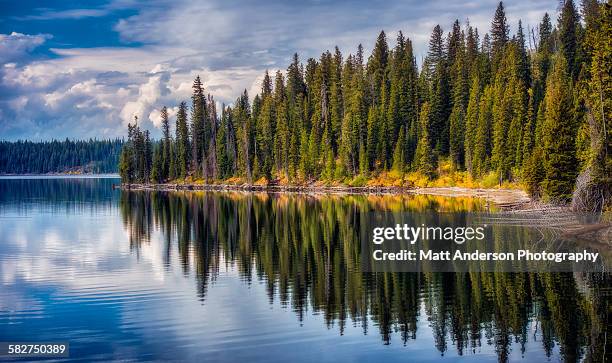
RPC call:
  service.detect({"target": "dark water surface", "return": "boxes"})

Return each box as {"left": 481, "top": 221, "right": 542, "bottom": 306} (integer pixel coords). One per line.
{"left": 0, "top": 177, "right": 609, "bottom": 362}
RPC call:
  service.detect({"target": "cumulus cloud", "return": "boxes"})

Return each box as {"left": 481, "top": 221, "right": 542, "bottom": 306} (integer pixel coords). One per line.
{"left": 149, "top": 106, "right": 178, "bottom": 128}
{"left": 0, "top": 32, "right": 51, "bottom": 64}
{"left": 120, "top": 70, "right": 170, "bottom": 126}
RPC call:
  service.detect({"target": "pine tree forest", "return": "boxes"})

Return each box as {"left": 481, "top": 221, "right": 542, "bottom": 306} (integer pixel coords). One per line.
{"left": 1, "top": 139, "right": 123, "bottom": 174}
{"left": 120, "top": 1, "right": 611, "bottom": 210}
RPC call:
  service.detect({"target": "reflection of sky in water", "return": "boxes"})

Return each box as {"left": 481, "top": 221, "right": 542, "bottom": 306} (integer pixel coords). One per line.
{"left": 0, "top": 177, "right": 568, "bottom": 362}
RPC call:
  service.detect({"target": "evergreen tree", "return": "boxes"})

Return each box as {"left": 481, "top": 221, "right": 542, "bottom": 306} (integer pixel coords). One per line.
{"left": 151, "top": 144, "right": 162, "bottom": 183}
{"left": 464, "top": 76, "right": 481, "bottom": 175}
{"left": 322, "top": 133, "right": 335, "bottom": 181}
{"left": 262, "top": 70, "right": 273, "bottom": 97}
{"left": 490, "top": 1, "right": 509, "bottom": 71}
{"left": 426, "top": 25, "right": 446, "bottom": 80}
{"left": 368, "top": 30, "right": 389, "bottom": 105}
{"left": 392, "top": 126, "right": 406, "bottom": 172}
{"left": 207, "top": 94, "right": 218, "bottom": 180}
{"left": 516, "top": 20, "right": 531, "bottom": 86}
{"left": 429, "top": 62, "right": 451, "bottom": 154}
{"left": 521, "top": 90, "right": 537, "bottom": 168}
{"left": 481, "top": 33, "right": 492, "bottom": 59}
{"left": 447, "top": 20, "right": 462, "bottom": 68}
{"left": 257, "top": 95, "right": 274, "bottom": 178}
{"left": 161, "top": 106, "right": 171, "bottom": 181}
{"left": 191, "top": 76, "right": 207, "bottom": 175}
{"left": 449, "top": 40, "right": 468, "bottom": 169}
{"left": 274, "top": 85, "right": 290, "bottom": 178}
{"left": 359, "top": 141, "right": 368, "bottom": 176}
{"left": 308, "top": 123, "right": 320, "bottom": 177}
{"left": 523, "top": 147, "right": 545, "bottom": 197}
{"left": 585, "top": 0, "right": 610, "bottom": 201}
{"left": 216, "top": 104, "right": 229, "bottom": 179}
{"left": 119, "top": 141, "right": 134, "bottom": 183}
{"left": 168, "top": 142, "right": 177, "bottom": 181}
{"left": 235, "top": 90, "right": 252, "bottom": 181}
{"left": 366, "top": 106, "right": 379, "bottom": 170}
{"left": 176, "top": 101, "right": 190, "bottom": 179}
{"left": 466, "top": 25, "right": 480, "bottom": 72}
{"left": 558, "top": 0, "right": 581, "bottom": 79}
{"left": 299, "top": 127, "right": 311, "bottom": 179}
{"left": 330, "top": 46, "right": 344, "bottom": 152}
{"left": 539, "top": 13, "right": 553, "bottom": 52}
{"left": 415, "top": 103, "right": 436, "bottom": 178}
{"left": 473, "top": 86, "right": 494, "bottom": 176}
{"left": 143, "top": 130, "right": 152, "bottom": 182}
{"left": 287, "top": 53, "right": 306, "bottom": 102}
{"left": 542, "top": 56, "right": 578, "bottom": 201}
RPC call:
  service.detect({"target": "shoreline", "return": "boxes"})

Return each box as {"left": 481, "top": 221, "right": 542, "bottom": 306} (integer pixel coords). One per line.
{"left": 117, "top": 183, "right": 531, "bottom": 208}
{"left": 0, "top": 173, "right": 119, "bottom": 176}
{"left": 0, "top": 173, "right": 119, "bottom": 178}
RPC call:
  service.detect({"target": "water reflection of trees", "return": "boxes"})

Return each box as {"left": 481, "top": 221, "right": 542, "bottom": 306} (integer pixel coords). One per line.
{"left": 119, "top": 191, "right": 609, "bottom": 362}
{"left": 0, "top": 177, "right": 117, "bottom": 214}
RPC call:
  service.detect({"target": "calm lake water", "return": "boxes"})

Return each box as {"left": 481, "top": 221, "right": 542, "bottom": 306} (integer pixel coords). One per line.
{"left": 0, "top": 177, "right": 609, "bottom": 362}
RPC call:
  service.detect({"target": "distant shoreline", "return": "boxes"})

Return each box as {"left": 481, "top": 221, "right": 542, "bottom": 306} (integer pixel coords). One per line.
{"left": 0, "top": 173, "right": 119, "bottom": 178}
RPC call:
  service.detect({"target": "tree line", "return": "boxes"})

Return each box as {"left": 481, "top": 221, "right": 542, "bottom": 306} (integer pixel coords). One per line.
{"left": 1, "top": 139, "right": 123, "bottom": 174}
{"left": 120, "top": 0, "right": 610, "bottom": 208}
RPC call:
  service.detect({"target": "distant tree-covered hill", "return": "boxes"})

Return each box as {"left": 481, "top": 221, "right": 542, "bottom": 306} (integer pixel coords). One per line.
{"left": 0, "top": 139, "right": 123, "bottom": 174}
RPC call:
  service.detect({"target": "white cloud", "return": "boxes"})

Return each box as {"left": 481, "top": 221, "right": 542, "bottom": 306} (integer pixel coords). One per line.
{"left": 149, "top": 106, "right": 178, "bottom": 128}
{"left": 120, "top": 69, "right": 171, "bottom": 126}
{"left": 0, "top": 32, "right": 51, "bottom": 64}
{"left": 16, "top": 8, "right": 111, "bottom": 21}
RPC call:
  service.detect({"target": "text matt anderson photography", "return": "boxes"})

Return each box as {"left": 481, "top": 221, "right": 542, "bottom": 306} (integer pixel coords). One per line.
{"left": 0, "top": 0, "right": 610, "bottom": 362}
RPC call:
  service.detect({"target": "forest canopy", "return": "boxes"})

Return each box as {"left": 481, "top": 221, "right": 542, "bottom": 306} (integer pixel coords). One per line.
{"left": 1, "top": 139, "right": 123, "bottom": 174}
{"left": 119, "top": 1, "right": 611, "bottom": 211}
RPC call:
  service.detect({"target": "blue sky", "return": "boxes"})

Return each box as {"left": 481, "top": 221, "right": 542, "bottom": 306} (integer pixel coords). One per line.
{"left": 0, "top": 0, "right": 558, "bottom": 140}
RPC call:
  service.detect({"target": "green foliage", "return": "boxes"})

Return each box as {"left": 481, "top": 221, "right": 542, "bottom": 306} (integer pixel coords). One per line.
{"left": 464, "top": 77, "right": 480, "bottom": 175}
{"left": 523, "top": 148, "right": 545, "bottom": 197}
{"left": 118, "top": 144, "right": 133, "bottom": 183}
{"left": 391, "top": 126, "right": 406, "bottom": 172}
{"left": 190, "top": 75, "right": 207, "bottom": 176}
{"left": 473, "top": 86, "right": 493, "bottom": 176}
{"left": 414, "top": 103, "right": 436, "bottom": 178}
{"left": 150, "top": 144, "right": 162, "bottom": 184}
{"left": 584, "top": 1, "right": 611, "bottom": 201}
{"left": 490, "top": 1, "right": 509, "bottom": 72}
{"left": 542, "top": 56, "right": 578, "bottom": 201}
{"left": 558, "top": 0, "right": 581, "bottom": 79}
{"left": 175, "top": 101, "right": 190, "bottom": 179}
{"left": 256, "top": 95, "right": 274, "bottom": 178}
{"left": 160, "top": 106, "right": 171, "bottom": 181}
